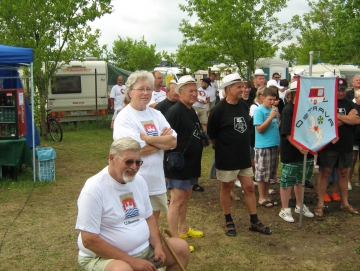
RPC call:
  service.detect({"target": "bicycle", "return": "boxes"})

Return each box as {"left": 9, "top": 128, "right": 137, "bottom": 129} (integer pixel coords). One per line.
{"left": 46, "top": 108, "right": 63, "bottom": 142}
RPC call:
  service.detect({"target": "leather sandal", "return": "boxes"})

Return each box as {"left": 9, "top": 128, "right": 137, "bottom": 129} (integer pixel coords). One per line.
{"left": 225, "top": 221, "right": 237, "bottom": 236}
{"left": 340, "top": 205, "right": 359, "bottom": 215}
{"left": 314, "top": 206, "right": 324, "bottom": 217}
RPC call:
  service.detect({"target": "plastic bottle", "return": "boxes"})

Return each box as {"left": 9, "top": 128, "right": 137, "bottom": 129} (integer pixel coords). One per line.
{"left": 4, "top": 108, "right": 8, "bottom": 122}
{"left": 10, "top": 124, "right": 15, "bottom": 136}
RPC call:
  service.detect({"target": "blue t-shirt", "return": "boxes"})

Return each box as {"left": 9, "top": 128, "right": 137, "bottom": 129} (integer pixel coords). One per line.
{"left": 253, "top": 105, "right": 280, "bottom": 148}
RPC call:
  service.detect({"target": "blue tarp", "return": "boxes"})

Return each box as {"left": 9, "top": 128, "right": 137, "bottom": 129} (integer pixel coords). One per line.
{"left": 0, "top": 44, "right": 33, "bottom": 64}
{"left": 0, "top": 44, "right": 40, "bottom": 148}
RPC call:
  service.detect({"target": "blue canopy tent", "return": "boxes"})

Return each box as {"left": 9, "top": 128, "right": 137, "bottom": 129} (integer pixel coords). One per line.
{"left": 0, "top": 44, "right": 39, "bottom": 182}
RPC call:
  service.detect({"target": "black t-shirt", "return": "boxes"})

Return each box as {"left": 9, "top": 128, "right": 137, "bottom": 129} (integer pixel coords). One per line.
{"left": 322, "top": 98, "right": 356, "bottom": 152}
{"left": 280, "top": 103, "right": 313, "bottom": 163}
{"left": 241, "top": 97, "right": 254, "bottom": 112}
{"left": 208, "top": 99, "right": 251, "bottom": 170}
{"left": 345, "top": 88, "right": 354, "bottom": 101}
{"left": 155, "top": 99, "right": 177, "bottom": 116}
{"left": 250, "top": 87, "right": 257, "bottom": 100}
{"left": 164, "top": 101, "right": 203, "bottom": 179}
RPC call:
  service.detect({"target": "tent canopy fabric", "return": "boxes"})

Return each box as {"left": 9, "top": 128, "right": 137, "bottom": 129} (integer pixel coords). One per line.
{"left": 107, "top": 63, "right": 132, "bottom": 85}
{"left": 0, "top": 44, "right": 34, "bottom": 65}
{"left": 0, "top": 44, "right": 40, "bottom": 147}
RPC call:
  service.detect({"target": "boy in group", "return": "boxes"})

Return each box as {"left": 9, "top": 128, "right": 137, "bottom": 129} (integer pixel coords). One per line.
{"left": 253, "top": 87, "right": 280, "bottom": 208}
{"left": 278, "top": 87, "right": 315, "bottom": 222}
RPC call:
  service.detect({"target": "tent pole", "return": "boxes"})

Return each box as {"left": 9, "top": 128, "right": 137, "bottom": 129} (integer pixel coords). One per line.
{"left": 30, "top": 63, "right": 36, "bottom": 183}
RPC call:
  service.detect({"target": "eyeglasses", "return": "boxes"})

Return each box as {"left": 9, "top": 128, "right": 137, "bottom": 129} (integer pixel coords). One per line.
{"left": 274, "top": 77, "right": 280, "bottom": 79}
{"left": 132, "top": 88, "right": 152, "bottom": 93}
{"left": 117, "top": 156, "right": 143, "bottom": 166}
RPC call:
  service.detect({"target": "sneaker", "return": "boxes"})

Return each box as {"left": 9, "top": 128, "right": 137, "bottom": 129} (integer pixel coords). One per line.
{"left": 279, "top": 208, "right": 295, "bottom": 222}
{"left": 192, "top": 184, "right": 204, "bottom": 192}
{"left": 295, "top": 205, "right": 314, "bottom": 218}
{"left": 235, "top": 180, "right": 242, "bottom": 188}
{"left": 324, "top": 193, "right": 331, "bottom": 203}
{"left": 348, "top": 182, "right": 353, "bottom": 190}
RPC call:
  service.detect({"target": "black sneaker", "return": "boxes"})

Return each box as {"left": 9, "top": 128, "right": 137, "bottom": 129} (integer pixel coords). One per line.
{"left": 192, "top": 184, "right": 204, "bottom": 192}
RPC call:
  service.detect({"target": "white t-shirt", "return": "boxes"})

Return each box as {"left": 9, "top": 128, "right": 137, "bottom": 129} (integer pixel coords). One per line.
{"left": 149, "top": 89, "right": 167, "bottom": 106}
{"left": 250, "top": 102, "right": 261, "bottom": 117}
{"left": 113, "top": 105, "right": 177, "bottom": 195}
{"left": 193, "top": 87, "right": 210, "bottom": 108}
{"left": 75, "top": 167, "right": 153, "bottom": 257}
{"left": 110, "top": 85, "right": 126, "bottom": 110}
{"left": 208, "top": 84, "right": 217, "bottom": 102}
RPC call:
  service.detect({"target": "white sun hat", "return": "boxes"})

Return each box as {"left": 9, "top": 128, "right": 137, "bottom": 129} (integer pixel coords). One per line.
{"left": 267, "top": 79, "right": 282, "bottom": 89}
{"left": 219, "top": 73, "right": 242, "bottom": 90}
{"left": 174, "top": 75, "right": 197, "bottom": 93}
{"left": 253, "top": 69, "right": 268, "bottom": 76}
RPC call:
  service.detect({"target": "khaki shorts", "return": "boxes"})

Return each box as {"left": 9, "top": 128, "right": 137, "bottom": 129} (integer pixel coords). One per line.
{"left": 216, "top": 167, "right": 253, "bottom": 183}
{"left": 150, "top": 193, "right": 168, "bottom": 214}
{"left": 78, "top": 246, "right": 154, "bottom": 271}
{"left": 207, "top": 100, "right": 216, "bottom": 111}
{"left": 193, "top": 106, "right": 208, "bottom": 124}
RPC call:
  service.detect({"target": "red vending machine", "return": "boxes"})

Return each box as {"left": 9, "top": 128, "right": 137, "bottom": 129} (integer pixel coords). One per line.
{"left": 0, "top": 88, "right": 26, "bottom": 139}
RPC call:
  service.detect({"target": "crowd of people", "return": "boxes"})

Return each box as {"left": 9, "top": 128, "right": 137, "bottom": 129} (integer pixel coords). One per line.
{"left": 75, "top": 69, "right": 360, "bottom": 271}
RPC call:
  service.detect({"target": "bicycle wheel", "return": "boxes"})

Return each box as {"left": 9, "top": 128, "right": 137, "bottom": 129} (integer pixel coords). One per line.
{"left": 49, "top": 118, "right": 63, "bottom": 142}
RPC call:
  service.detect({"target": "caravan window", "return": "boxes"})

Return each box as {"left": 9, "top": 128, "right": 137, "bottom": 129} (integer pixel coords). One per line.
{"left": 51, "top": 76, "right": 82, "bottom": 94}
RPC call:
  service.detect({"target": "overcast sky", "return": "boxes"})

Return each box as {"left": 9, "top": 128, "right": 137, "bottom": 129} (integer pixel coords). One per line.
{"left": 89, "top": 0, "right": 311, "bottom": 55}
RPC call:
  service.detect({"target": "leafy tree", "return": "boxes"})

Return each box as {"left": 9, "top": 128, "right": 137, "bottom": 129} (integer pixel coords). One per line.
{"left": 0, "top": 0, "right": 112, "bottom": 135}
{"left": 177, "top": 0, "right": 297, "bottom": 77}
{"left": 110, "top": 36, "right": 161, "bottom": 71}
{"left": 281, "top": 0, "right": 360, "bottom": 65}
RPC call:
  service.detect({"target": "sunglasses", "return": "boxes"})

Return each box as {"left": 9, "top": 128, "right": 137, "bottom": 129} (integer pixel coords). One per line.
{"left": 117, "top": 156, "right": 143, "bottom": 166}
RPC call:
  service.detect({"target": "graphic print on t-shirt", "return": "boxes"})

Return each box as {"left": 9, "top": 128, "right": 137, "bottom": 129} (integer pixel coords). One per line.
{"left": 120, "top": 193, "right": 139, "bottom": 219}
{"left": 234, "top": 117, "right": 247, "bottom": 133}
{"left": 142, "top": 120, "right": 159, "bottom": 136}
{"left": 193, "top": 122, "right": 202, "bottom": 139}
{"left": 338, "top": 108, "right": 346, "bottom": 115}
{"left": 120, "top": 87, "right": 125, "bottom": 94}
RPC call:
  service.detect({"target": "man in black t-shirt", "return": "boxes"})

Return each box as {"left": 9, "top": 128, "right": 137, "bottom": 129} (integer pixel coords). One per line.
{"left": 155, "top": 80, "right": 178, "bottom": 115}
{"left": 208, "top": 73, "right": 271, "bottom": 236}
{"left": 164, "top": 75, "right": 204, "bottom": 251}
{"left": 315, "top": 78, "right": 360, "bottom": 217}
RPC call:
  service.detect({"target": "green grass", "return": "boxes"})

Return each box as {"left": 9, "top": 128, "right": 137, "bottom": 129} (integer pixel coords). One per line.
{"left": 1, "top": 122, "right": 360, "bottom": 270}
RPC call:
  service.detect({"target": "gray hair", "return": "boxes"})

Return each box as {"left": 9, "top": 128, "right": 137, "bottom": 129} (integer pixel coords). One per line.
{"left": 355, "top": 89, "right": 360, "bottom": 98}
{"left": 353, "top": 74, "right": 360, "bottom": 83}
{"left": 254, "top": 86, "right": 266, "bottom": 103}
{"left": 125, "top": 70, "right": 155, "bottom": 100}
{"left": 109, "top": 137, "right": 141, "bottom": 158}
{"left": 166, "top": 81, "right": 176, "bottom": 92}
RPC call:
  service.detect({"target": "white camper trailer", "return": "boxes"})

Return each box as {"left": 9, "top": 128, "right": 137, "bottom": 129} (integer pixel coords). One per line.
{"left": 48, "top": 60, "right": 108, "bottom": 122}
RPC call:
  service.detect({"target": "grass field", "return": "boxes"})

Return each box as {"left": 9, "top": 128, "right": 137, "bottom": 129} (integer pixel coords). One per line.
{"left": 0, "top": 122, "right": 360, "bottom": 271}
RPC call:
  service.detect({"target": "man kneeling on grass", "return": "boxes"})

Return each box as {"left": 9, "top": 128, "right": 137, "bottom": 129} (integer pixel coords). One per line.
{"left": 75, "top": 137, "right": 189, "bottom": 271}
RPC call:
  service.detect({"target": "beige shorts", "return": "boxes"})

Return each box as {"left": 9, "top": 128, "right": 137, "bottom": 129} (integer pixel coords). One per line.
{"left": 207, "top": 100, "right": 216, "bottom": 111}
{"left": 216, "top": 167, "right": 254, "bottom": 183}
{"left": 78, "top": 246, "right": 154, "bottom": 271}
{"left": 150, "top": 193, "right": 168, "bottom": 214}
{"left": 193, "top": 106, "right": 208, "bottom": 124}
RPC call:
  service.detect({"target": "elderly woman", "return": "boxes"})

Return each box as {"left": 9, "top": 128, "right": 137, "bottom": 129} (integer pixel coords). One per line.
{"left": 113, "top": 70, "right": 177, "bottom": 222}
